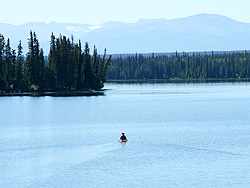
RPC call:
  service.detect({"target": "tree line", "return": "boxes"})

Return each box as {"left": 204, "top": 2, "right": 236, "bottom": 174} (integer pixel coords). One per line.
{"left": 0, "top": 31, "right": 111, "bottom": 92}
{"left": 107, "top": 52, "right": 250, "bottom": 80}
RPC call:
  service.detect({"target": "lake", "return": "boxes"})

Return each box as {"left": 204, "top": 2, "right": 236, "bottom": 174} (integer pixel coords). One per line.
{"left": 1, "top": 82, "right": 250, "bottom": 187}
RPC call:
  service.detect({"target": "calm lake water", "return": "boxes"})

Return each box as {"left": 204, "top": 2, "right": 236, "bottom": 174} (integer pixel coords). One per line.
{"left": 1, "top": 82, "right": 250, "bottom": 188}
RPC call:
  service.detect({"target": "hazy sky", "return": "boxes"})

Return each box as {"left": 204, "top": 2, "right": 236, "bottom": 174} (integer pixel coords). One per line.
{"left": 1, "top": 0, "right": 250, "bottom": 25}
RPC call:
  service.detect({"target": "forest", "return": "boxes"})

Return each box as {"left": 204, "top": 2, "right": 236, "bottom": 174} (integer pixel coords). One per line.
{"left": 0, "top": 31, "right": 111, "bottom": 92}
{"left": 1, "top": 31, "right": 250, "bottom": 93}
{"left": 107, "top": 52, "right": 250, "bottom": 81}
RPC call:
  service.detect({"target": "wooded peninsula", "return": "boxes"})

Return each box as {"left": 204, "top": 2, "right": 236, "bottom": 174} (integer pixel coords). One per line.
{"left": 0, "top": 31, "right": 111, "bottom": 93}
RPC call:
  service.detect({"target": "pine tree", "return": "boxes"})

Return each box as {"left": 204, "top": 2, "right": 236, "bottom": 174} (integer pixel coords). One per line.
{"left": 91, "top": 45, "right": 100, "bottom": 89}
{"left": 33, "top": 32, "right": 40, "bottom": 85}
{"left": 76, "top": 40, "right": 83, "bottom": 89}
{"left": 4, "top": 38, "right": 12, "bottom": 89}
{"left": 24, "top": 31, "right": 43, "bottom": 91}
{"left": 47, "top": 32, "right": 57, "bottom": 91}
{"left": 83, "top": 42, "right": 93, "bottom": 89}
{"left": 11, "top": 49, "right": 16, "bottom": 89}
{"left": 16, "top": 40, "right": 24, "bottom": 90}
{"left": 38, "top": 48, "right": 45, "bottom": 90}
{"left": 0, "top": 34, "right": 5, "bottom": 90}
{"left": 24, "top": 31, "right": 35, "bottom": 88}
{"left": 99, "top": 49, "right": 111, "bottom": 88}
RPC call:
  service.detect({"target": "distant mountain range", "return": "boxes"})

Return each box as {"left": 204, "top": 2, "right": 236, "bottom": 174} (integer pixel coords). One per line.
{"left": 1, "top": 13, "right": 250, "bottom": 55}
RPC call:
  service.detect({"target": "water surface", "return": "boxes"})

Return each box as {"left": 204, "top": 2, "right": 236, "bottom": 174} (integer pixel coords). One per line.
{"left": 1, "top": 82, "right": 250, "bottom": 187}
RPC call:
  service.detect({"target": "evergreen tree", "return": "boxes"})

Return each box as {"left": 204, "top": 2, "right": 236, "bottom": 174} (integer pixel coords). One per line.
{"left": 76, "top": 40, "right": 83, "bottom": 89}
{"left": 11, "top": 49, "right": 16, "bottom": 89}
{"left": 99, "top": 49, "right": 111, "bottom": 88}
{"left": 25, "top": 31, "right": 44, "bottom": 91}
{"left": 83, "top": 42, "right": 93, "bottom": 89}
{"left": 4, "top": 38, "right": 13, "bottom": 89}
{"left": 91, "top": 45, "right": 100, "bottom": 89}
{"left": 16, "top": 40, "right": 24, "bottom": 90}
{"left": 24, "top": 31, "right": 35, "bottom": 88}
{"left": 0, "top": 34, "right": 5, "bottom": 90}
{"left": 47, "top": 32, "right": 57, "bottom": 91}
{"left": 38, "top": 48, "right": 45, "bottom": 90}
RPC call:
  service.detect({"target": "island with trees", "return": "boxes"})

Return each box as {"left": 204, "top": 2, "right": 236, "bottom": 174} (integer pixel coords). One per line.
{"left": 0, "top": 31, "right": 111, "bottom": 96}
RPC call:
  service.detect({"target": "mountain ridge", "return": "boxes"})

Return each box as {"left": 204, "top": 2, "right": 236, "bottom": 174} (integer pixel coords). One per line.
{"left": 1, "top": 13, "right": 250, "bottom": 54}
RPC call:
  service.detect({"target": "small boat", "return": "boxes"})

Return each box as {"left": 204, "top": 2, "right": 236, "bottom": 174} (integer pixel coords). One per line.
{"left": 119, "top": 139, "right": 128, "bottom": 142}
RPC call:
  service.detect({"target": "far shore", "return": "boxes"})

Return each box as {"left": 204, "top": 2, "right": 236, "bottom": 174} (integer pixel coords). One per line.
{"left": 106, "top": 78, "right": 250, "bottom": 84}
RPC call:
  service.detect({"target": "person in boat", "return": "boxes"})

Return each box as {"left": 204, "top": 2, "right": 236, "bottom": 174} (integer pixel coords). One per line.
{"left": 120, "top": 133, "right": 127, "bottom": 141}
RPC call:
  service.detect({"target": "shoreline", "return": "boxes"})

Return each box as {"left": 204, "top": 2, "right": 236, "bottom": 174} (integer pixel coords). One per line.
{"left": 1, "top": 78, "right": 250, "bottom": 96}
{"left": 106, "top": 78, "right": 250, "bottom": 84}
{"left": 0, "top": 90, "right": 104, "bottom": 97}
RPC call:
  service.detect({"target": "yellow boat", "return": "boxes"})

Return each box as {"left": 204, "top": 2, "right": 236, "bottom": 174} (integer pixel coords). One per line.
{"left": 119, "top": 139, "right": 128, "bottom": 142}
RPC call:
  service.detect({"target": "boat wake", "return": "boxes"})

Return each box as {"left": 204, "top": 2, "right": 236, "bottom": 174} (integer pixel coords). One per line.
{"left": 166, "top": 143, "right": 247, "bottom": 157}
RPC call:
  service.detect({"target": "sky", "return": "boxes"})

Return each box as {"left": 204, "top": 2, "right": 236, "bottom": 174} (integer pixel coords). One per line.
{"left": 1, "top": 0, "right": 250, "bottom": 25}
